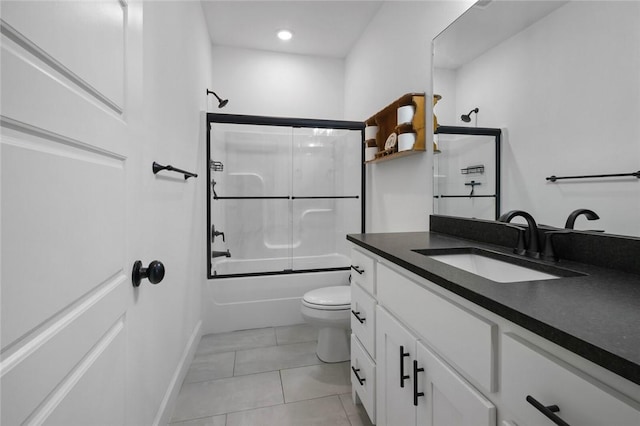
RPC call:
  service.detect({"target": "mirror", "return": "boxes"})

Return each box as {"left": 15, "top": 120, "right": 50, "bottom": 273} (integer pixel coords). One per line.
{"left": 433, "top": 0, "right": 640, "bottom": 237}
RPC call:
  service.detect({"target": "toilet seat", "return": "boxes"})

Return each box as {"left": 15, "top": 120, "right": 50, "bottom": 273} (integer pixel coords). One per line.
{"left": 302, "top": 286, "right": 350, "bottom": 311}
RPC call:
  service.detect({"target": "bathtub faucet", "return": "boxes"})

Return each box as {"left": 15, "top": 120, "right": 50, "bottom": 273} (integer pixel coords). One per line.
{"left": 212, "top": 249, "right": 231, "bottom": 258}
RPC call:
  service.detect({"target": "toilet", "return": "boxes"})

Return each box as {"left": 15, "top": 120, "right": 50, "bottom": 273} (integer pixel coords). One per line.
{"left": 301, "top": 286, "right": 351, "bottom": 363}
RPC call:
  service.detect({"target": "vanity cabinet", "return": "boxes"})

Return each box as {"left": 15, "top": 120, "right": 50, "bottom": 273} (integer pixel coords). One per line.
{"left": 501, "top": 333, "right": 640, "bottom": 426}
{"left": 376, "top": 306, "right": 496, "bottom": 426}
{"left": 376, "top": 306, "right": 419, "bottom": 426}
{"left": 349, "top": 243, "right": 640, "bottom": 426}
{"left": 415, "top": 340, "right": 496, "bottom": 426}
{"left": 351, "top": 247, "right": 375, "bottom": 294}
{"left": 350, "top": 248, "right": 378, "bottom": 424}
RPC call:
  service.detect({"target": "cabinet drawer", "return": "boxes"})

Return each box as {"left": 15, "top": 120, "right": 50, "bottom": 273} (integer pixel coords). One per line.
{"left": 502, "top": 333, "right": 640, "bottom": 426}
{"left": 351, "top": 283, "right": 376, "bottom": 358}
{"left": 377, "top": 263, "right": 497, "bottom": 392}
{"left": 351, "top": 334, "right": 376, "bottom": 423}
{"left": 350, "top": 248, "right": 375, "bottom": 295}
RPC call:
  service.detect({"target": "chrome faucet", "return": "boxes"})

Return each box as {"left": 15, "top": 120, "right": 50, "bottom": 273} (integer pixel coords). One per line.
{"left": 565, "top": 208, "right": 599, "bottom": 229}
{"left": 498, "top": 210, "right": 541, "bottom": 258}
{"left": 212, "top": 249, "right": 231, "bottom": 258}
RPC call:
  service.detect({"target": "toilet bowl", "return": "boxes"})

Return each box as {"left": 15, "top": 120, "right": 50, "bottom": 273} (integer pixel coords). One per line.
{"left": 301, "top": 286, "right": 351, "bottom": 363}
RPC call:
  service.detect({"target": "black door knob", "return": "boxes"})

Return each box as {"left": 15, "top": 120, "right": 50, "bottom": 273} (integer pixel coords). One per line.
{"left": 132, "top": 260, "right": 165, "bottom": 287}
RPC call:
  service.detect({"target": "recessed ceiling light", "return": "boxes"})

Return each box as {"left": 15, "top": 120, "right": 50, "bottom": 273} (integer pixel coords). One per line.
{"left": 277, "top": 30, "right": 293, "bottom": 41}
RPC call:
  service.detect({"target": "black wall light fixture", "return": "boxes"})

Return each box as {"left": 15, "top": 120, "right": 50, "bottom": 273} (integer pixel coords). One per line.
{"left": 206, "top": 89, "right": 229, "bottom": 108}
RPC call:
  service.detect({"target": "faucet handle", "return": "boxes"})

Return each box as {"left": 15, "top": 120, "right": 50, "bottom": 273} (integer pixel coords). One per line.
{"left": 542, "top": 230, "right": 571, "bottom": 262}
{"left": 504, "top": 224, "right": 526, "bottom": 255}
{"left": 212, "top": 225, "right": 226, "bottom": 242}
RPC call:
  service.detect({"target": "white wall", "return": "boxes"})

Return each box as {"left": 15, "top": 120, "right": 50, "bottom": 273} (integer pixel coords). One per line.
{"left": 210, "top": 45, "right": 345, "bottom": 120}
{"left": 449, "top": 1, "right": 640, "bottom": 236}
{"left": 344, "top": 1, "right": 474, "bottom": 232}
{"left": 127, "top": 3, "right": 212, "bottom": 424}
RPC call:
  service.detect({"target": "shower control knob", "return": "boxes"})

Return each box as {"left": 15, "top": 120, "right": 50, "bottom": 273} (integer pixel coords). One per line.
{"left": 132, "top": 260, "right": 165, "bottom": 287}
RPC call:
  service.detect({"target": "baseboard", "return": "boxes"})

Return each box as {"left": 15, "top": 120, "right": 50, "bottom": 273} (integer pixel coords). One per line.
{"left": 153, "top": 320, "right": 202, "bottom": 426}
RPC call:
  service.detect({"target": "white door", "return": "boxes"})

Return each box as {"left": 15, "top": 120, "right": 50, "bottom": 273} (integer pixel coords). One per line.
{"left": 415, "top": 341, "right": 496, "bottom": 426}
{"left": 1, "top": 1, "right": 141, "bottom": 424}
{"left": 376, "top": 306, "right": 417, "bottom": 426}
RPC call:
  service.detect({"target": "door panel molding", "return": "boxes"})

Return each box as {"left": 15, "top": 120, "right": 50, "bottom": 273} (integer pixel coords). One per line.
{"left": 0, "top": 0, "right": 125, "bottom": 111}
{"left": 24, "top": 318, "right": 126, "bottom": 425}
{"left": 2, "top": 138, "right": 126, "bottom": 346}
{"left": 0, "top": 42, "right": 128, "bottom": 154}
{"left": 1, "top": 277, "right": 127, "bottom": 425}
{"left": 1, "top": 117, "right": 125, "bottom": 165}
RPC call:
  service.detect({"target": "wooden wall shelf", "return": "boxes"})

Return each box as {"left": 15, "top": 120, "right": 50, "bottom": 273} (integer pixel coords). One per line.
{"left": 364, "top": 93, "right": 426, "bottom": 164}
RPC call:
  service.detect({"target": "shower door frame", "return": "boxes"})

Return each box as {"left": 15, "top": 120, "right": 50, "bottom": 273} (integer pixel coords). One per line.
{"left": 206, "top": 113, "right": 365, "bottom": 279}
{"left": 433, "top": 125, "right": 502, "bottom": 219}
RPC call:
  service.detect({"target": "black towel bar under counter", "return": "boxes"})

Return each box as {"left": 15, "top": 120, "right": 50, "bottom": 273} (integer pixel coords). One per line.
{"left": 153, "top": 162, "right": 198, "bottom": 180}
{"left": 546, "top": 171, "right": 639, "bottom": 182}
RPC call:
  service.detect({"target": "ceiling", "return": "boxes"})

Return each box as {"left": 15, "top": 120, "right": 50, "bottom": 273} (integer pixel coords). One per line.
{"left": 200, "top": 1, "right": 384, "bottom": 58}
{"left": 434, "top": 0, "right": 568, "bottom": 69}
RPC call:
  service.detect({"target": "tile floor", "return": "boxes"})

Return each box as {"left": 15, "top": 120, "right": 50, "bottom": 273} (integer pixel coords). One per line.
{"left": 169, "top": 324, "right": 374, "bottom": 426}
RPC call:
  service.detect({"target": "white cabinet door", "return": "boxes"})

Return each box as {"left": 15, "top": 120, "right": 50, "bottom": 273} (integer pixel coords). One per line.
{"left": 416, "top": 341, "right": 496, "bottom": 426}
{"left": 502, "top": 333, "right": 640, "bottom": 426}
{"left": 376, "top": 306, "right": 418, "bottom": 426}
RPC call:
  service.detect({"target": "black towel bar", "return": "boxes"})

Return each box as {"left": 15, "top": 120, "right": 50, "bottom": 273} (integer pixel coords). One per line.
{"left": 546, "top": 171, "right": 639, "bottom": 182}
{"left": 152, "top": 162, "right": 198, "bottom": 180}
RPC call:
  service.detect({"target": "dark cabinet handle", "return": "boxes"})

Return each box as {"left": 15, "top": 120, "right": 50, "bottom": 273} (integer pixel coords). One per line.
{"left": 351, "top": 310, "right": 366, "bottom": 324}
{"left": 132, "top": 260, "right": 165, "bottom": 287}
{"left": 526, "top": 395, "right": 570, "bottom": 426}
{"left": 400, "top": 346, "right": 410, "bottom": 388}
{"left": 413, "top": 360, "right": 425, "bottom": 406}
{"left": 351, "top": 265, "right": 364, "bottom": 274}
{"left": 351, "top": 366, "right": 366, "bottom": 386}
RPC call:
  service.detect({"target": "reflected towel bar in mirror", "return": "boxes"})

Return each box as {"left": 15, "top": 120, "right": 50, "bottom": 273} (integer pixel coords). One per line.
{"left": 546, "top": 171, "right": 640, "bottom": 182}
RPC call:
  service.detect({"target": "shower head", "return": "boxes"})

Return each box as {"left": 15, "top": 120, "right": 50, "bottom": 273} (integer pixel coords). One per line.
{"left": 461, "top": 108, "right": 479, "bottom": 123}
{"left": 206, "top": 89, "right": 229, "bottom": 108}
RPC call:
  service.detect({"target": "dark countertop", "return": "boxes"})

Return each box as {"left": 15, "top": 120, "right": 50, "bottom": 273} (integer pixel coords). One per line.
{"left": 347, "top": 231, "right": 640, "bottom": 386}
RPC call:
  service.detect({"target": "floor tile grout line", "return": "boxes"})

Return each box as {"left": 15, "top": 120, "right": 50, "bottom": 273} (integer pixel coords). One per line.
{"left": 232, "top": 350, "right": 237, "bottom": 377}
{"left": 168, "top": 413, "right": 225, "bottom": 425}
{"left": 233, "top": 358, "right": 323, "bottom": 378}
{"left": 279, "top": 368, "right": 286, "bottom": 403}
{"left": 338, "top": 393, "right": 358, "bottom": 426}
{"left": 221, "top": 394, "right": 350, "bottom": 419}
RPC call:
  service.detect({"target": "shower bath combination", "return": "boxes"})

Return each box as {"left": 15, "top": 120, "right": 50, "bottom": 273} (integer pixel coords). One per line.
{"left": 203, "top": 112, "right": 365, "bottom": 333}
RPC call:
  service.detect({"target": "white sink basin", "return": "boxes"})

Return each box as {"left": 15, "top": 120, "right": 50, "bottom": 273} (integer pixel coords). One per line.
{"left": 428, "top": 252, "right": 561, "bottom": 283}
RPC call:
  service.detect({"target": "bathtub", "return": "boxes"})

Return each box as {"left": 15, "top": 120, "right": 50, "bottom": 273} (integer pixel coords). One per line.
{"left": 202, "top": 254, "right": 351, "bottom": 334}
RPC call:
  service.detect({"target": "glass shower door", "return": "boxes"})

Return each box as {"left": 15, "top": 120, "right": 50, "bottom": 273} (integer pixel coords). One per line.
{"left": 291, "top": 127, "right": 362, "bottom": 271}
{"left": 210, "top": 123, "right": 292, "bottom": 276}
{"left": 207, "top": 115, "right": 364, "bottom": 278}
